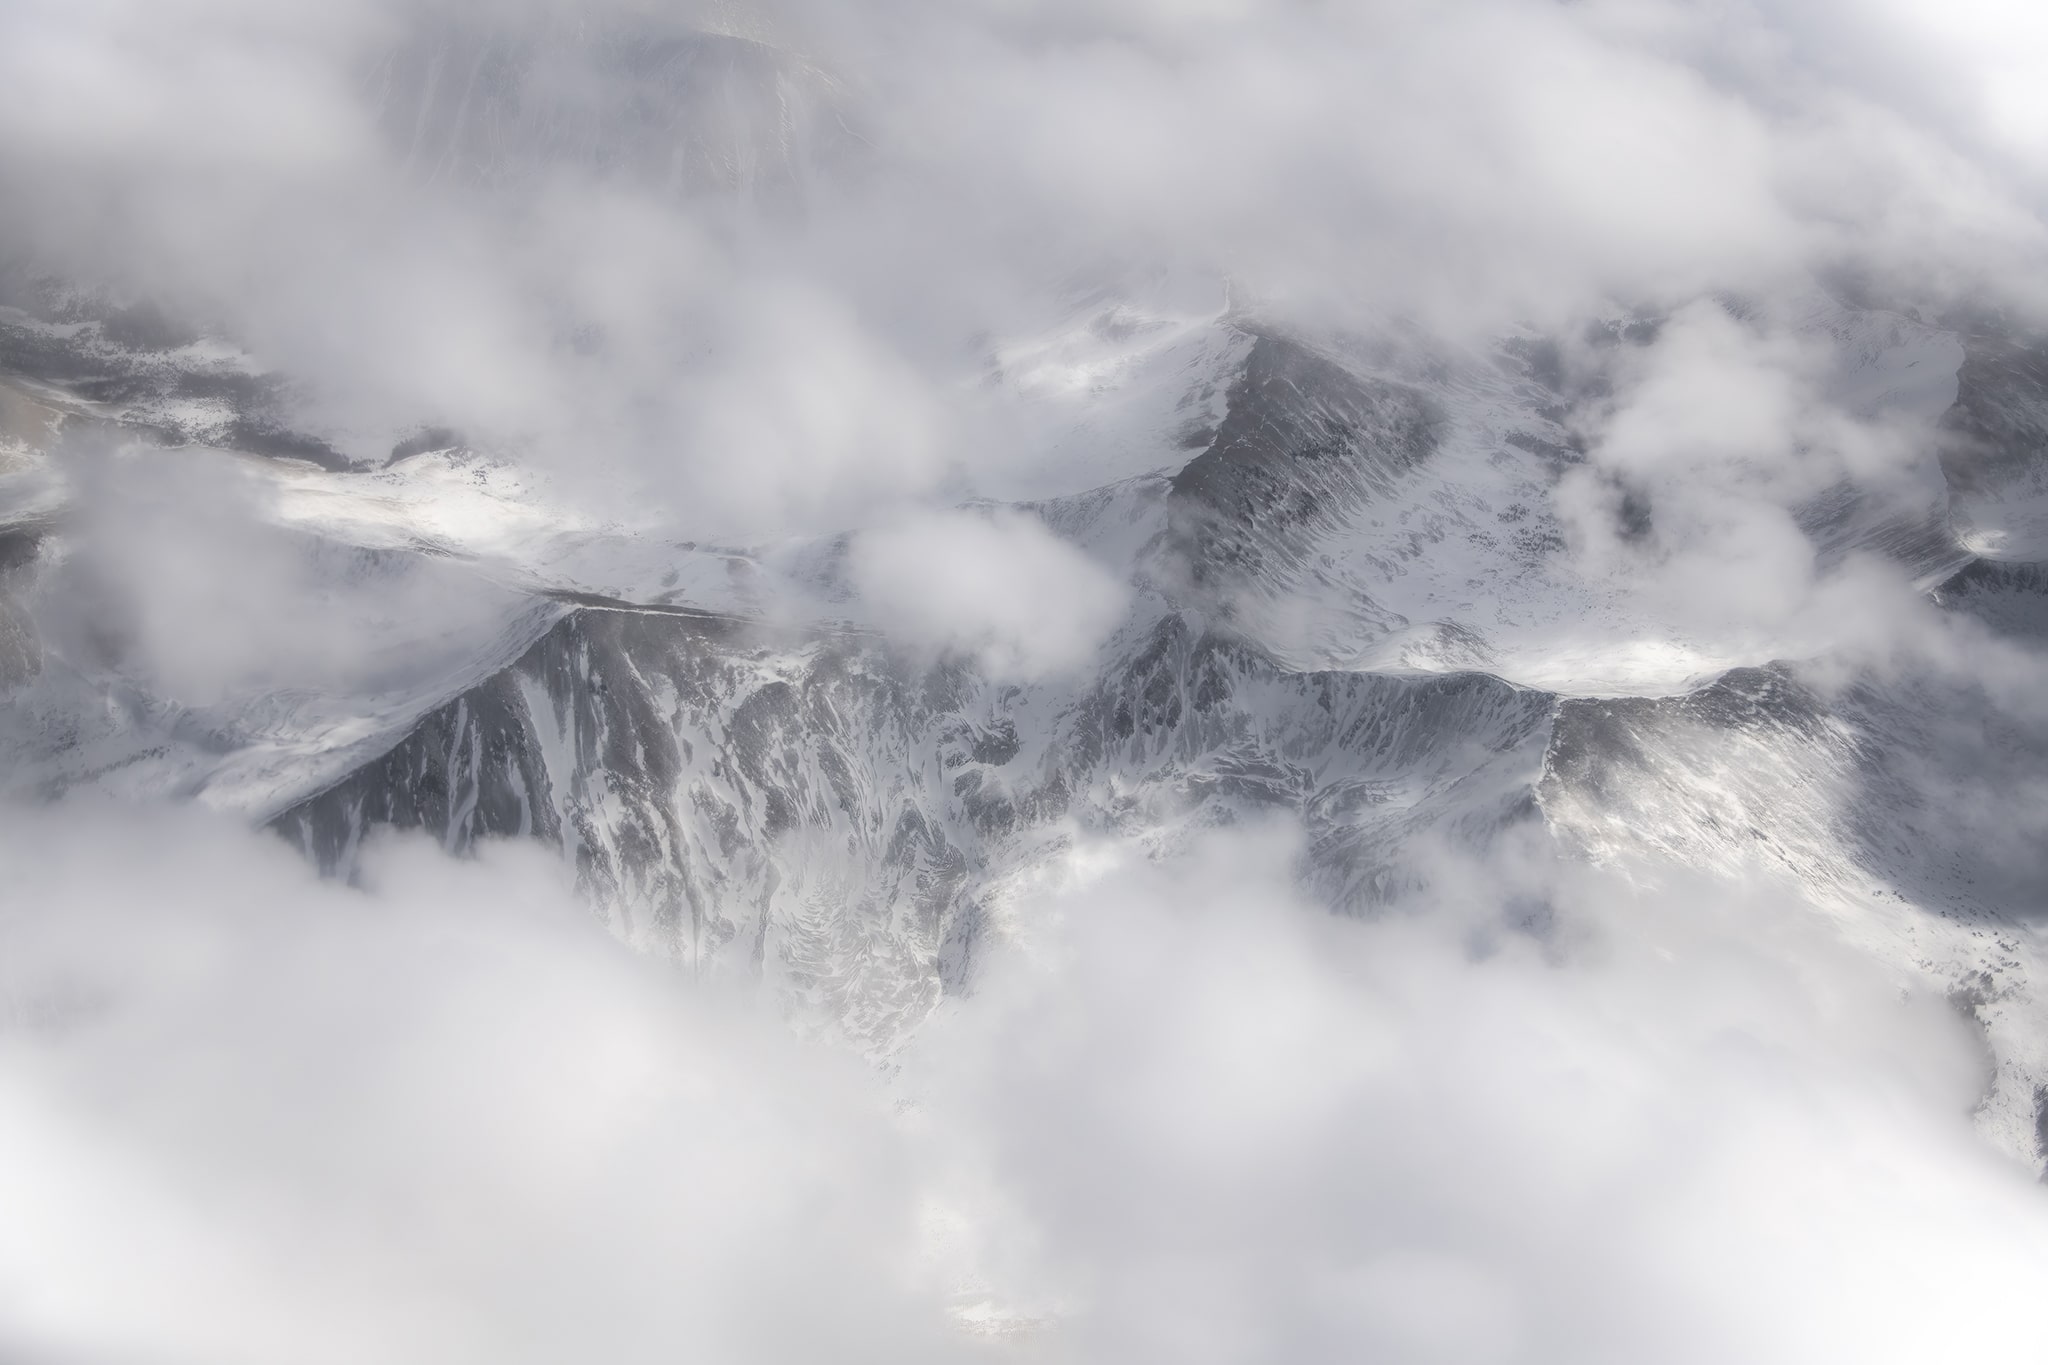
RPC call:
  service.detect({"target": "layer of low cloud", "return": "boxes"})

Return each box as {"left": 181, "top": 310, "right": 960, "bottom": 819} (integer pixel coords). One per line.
{"left": 3, "top": 809, "right": 2046, "bottom": 1363}
{"left": 4, "top": 0, "right": 2046, "bottom": 545}
{"left": 916, "top": 828, "right": 2048, "bottom": 1363}
{"left": 0, "top": 806, "right": 946, "bottom": 1365}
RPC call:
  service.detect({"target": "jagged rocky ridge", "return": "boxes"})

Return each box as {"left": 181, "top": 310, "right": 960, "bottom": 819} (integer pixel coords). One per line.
{"left": 3, "top": 257, "right": 2045, "bottom": 1158}
{"left": 277, "top": 559, "right": 1556, "bottom": 1050}
{"left": 1942, "top": 321, "right": 2048, "bottom": 559}
{"left": 0, "top": 280, "right": 355, "bottom": 469}
{"left": 267, "top": 318, "right": 2048, "bottom": 1170}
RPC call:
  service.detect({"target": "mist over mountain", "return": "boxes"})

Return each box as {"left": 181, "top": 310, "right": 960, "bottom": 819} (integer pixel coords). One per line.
{"left": 4, "top": 2, "right": 2048, "bottom": 1361}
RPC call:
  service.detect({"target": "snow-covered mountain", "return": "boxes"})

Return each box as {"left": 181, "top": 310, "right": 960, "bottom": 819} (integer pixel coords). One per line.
{"left": 8, "top": 271, "right": 2041, "bottom": 1165}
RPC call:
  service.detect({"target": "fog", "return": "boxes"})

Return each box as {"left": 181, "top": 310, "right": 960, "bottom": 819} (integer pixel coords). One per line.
{"left": 0, "top": 808, "right": 945, "bottom": 1364}
{"left": 4, "top": 810, "right": 2045, "bottom": 1363}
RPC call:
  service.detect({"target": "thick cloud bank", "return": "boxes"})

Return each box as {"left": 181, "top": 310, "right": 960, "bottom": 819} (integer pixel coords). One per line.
{"left": 0, "top": 810, "right": 941, "bottom": 1364}
{"left": 4, "top": 0, "right": 2047, "bottom": 537}
{"left": 3, "top": 813, "right": 2046, "bottom": 1363}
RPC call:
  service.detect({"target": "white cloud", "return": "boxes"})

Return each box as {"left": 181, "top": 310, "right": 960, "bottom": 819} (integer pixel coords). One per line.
{"left": 849, "top": 508, "right": 1129, "bottom": 679}
{"left": 909, "top": 827, "right": 2048, "bottom": 1363}
{"left": 6, "top": 810, "right": 2044, "bottom": 1362}
{"left": 5, "top": 0, "right": 2046, "bottom": 551}
{"left": 36, "top": 437, "right": 533, "bottom": 710}
{"left": 1553, "top": 299, "right": 1950, "bottom": 654}
{"left": 0, "top": 806, "right": 947, "bottom": 1365}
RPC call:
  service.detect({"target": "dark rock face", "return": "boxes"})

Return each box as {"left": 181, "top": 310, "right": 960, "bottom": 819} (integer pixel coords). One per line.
{"left": 386, "top": 426, "right": 467, "bottom": 465}
{"left": 276, "top": 584, "right": 1555, "bottom": 1041}
{"left": 276, "top": 603, "right": 991, "bottom": 1048}
{"left": 1941, "top": 331, "right": 2048, "bottom": 497}
{"left": 1933, "top": 557, "right": 2048, "bottom": 637}
{"left": 1167, "top": 333, "right": 1441, "bottom": 626}
{"left": 0, "top": 283, "right": 356, "bottom": 469}
{"left": 277, "top": 661, "right": 562, "bottom": 871}
{"left": 1940, "top": 328, "right": 2048, "bottom": 553}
